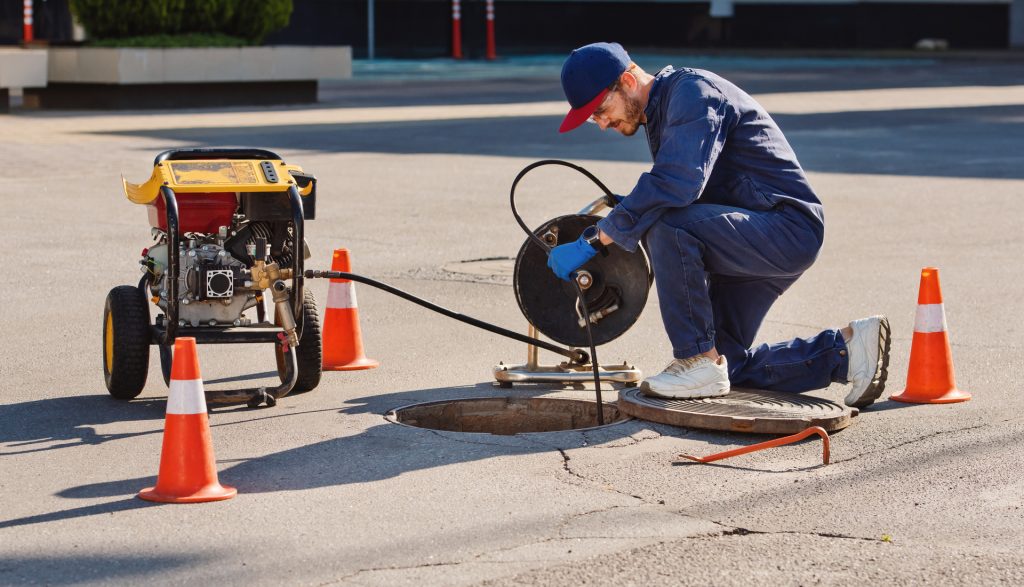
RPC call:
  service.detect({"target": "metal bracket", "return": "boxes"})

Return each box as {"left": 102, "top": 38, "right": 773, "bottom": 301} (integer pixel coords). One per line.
{"left": 493, "top": 324, "right": 642, "bottom": 387}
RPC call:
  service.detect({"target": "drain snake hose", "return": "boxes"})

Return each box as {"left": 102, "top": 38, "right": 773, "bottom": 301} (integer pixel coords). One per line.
{"left": 508, "top": 160, "right": 618, "bottom": 426}
{"left": 304, "top": 270, "right": 588, "bottom": 365}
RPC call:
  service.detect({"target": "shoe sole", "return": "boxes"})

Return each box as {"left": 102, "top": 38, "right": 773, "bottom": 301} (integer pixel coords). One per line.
{"left": 640, "top": 380, "right": 730, "bottom": 400}
{"left": 847, "top": 316, "right": 891, "bottom": 408}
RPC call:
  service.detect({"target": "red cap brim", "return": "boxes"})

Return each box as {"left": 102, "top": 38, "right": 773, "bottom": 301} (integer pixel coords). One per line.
{"left": 559, "top": 89, "right": 609, "bottom": 133}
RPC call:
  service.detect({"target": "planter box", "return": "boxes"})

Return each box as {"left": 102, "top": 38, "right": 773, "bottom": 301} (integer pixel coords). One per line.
{"left": 25, "top": 46, "right": 351, "bottom": 109}
{"left": 0, "top": 48, "right": 48, "bottom": 113}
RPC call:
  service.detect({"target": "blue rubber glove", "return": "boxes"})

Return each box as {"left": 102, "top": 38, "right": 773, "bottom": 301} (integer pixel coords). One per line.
{"left": 547, "top": 237, "right": 598, "bottom": 281}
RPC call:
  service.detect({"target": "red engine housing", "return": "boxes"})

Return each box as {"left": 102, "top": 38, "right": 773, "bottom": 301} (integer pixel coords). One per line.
{"left": 148, "top": 192, "right": 238, "bottom": 235}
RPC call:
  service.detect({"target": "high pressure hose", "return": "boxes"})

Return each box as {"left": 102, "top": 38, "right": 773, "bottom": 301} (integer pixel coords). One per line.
{"left": 305, "top": 160, "right": 618, "bottom": 425}
{"left": 304, "top": 269, "right": 587, "bottom": 364}
{"left": 508, "top": 160, "right": 618, "bottom": 425}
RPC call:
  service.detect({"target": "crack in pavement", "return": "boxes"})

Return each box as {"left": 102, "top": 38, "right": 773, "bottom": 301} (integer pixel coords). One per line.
{"left": 470, "top": 504, "right": 637, "bottom": 561}
{"left": 557, "top": 448, "right": 648, "bottom": 503}
{"left": 323, "top": 561, "right": 476, "bottom": 585}
{"left": 718, "top": 526, "right": 886, "bottom": 542}
{"left": 327, "top": 507, "right": 779, "bottom": 585}
{"left": 557, "top": 448, "right": 588, "bottom": 482}
{"left": 832, "top": 417, "right": 1021, "bottom": 465}
{"left": 393, "top": 270, "right": 511, "bottom": 286}
{"left": 326, "top": 505, "right": 661, "bottom": 586}
{"left": 554, "top": 505, "right": 630, "bottom": 539}
{"left": 579, "top": 427, "right": 666, "bottom": 449}
{"left": 701, "top": 518, "right": 887, "bottom": 543}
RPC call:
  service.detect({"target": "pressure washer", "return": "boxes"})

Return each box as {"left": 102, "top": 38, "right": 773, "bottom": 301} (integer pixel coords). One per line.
{"left": 104, "top": 149, "right": 652, "bottom": 420}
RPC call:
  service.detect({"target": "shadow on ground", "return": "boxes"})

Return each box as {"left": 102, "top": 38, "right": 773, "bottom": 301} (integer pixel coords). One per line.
{"left": 0, "top": 554, "right": 208, "bottom": 585}
{"left": 88, "top": 104, "right": 1024, "bottom": 180}
{"left": 320, "top": 60, "right": 1024, "bottom": 106}
{"left": 1, "top": 380, "right": 867, "bottom": 529}
{"left": 0, "top": 395, "right": 166, "bottom": 456}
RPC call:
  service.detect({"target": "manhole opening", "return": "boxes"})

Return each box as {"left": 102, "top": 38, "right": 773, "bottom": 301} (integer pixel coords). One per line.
{"left": 387, "top": 397, "right": 628, "bottom": 435}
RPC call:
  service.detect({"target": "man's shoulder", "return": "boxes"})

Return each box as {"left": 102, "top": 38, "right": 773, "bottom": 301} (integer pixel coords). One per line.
{"left": 654, "top": 68, "right": 732, "bottom": 116}
{"left": 661, "top": 67, "right": 761, "bottom": 114}
{"left": 657, "top": 67, "right": 727, "bottom": 99}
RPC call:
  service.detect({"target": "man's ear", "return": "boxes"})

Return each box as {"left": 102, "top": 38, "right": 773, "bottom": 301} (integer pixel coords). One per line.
{"left": 620, "top": 69, "right": 638, "bottom": 93}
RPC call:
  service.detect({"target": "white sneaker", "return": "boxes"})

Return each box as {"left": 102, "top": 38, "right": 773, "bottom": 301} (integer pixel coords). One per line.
{"left": 640, "top": 355, "right": 730, "bottom": 400}
{"left": 844, "top": 315, "right": 892, "bottom": 408}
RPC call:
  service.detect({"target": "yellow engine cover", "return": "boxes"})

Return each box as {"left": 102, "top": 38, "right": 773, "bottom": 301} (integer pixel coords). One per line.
{"left": 123, "top": 159, "right": 313, "bottom": 205}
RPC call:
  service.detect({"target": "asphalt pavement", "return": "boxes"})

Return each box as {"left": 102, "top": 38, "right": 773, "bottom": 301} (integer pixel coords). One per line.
{"left": 1, "top": 53, "right": 1023, "bottom": 586}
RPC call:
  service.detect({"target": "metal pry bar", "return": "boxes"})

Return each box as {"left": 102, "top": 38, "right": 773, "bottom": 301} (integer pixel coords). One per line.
{"left": 678, "top": 426, "right": 831, "bottom": 466}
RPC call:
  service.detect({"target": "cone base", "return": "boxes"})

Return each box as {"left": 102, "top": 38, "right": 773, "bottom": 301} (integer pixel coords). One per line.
{"left": 890, "top": 389, "right": 971, "bottom": 404}
{"left": 138, "top": 483, "right": 237, "bottom": 503}
{"left": 323, "top": 357, "right": 379, "bottom": 371}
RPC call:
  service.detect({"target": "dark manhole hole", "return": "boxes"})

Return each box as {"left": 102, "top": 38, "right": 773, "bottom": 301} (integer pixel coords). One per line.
{"left": 386, "top": 397, "right": 629, "bottom": 435}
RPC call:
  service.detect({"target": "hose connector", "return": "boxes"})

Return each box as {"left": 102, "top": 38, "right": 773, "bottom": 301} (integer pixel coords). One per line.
{"left": 271, "top": 279, "right": 299, "bottom": 348}
{"left": 569, "top": 348, "right": 590, "bottom": 365}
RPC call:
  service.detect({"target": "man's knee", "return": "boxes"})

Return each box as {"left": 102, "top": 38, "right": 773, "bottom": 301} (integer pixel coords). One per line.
{"left": 644, "top": 214, "right": 707, "bottom": 261}
{"left": 643, "top": 219, "right": 674, "bottom": 250}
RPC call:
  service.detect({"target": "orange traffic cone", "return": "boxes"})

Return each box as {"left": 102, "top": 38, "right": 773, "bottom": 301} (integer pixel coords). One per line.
{"left": 139, "top": 337, "right": 236, "bottom": 503}
{"left": 890, "top": 267, "right": 971, "bottom": 404}
{"left": 322, "top": 248, "right": 379, "bottom": 371}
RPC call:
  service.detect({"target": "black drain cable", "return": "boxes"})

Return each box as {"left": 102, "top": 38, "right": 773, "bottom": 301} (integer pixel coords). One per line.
{"left": 305, "top": 160, "right": 617, "bottom": 425}
{"left": 508, "top": 160, "right": 618, "bottom": 425}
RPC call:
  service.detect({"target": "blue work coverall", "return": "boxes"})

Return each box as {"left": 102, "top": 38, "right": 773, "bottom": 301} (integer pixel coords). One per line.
{"left": 595, "top": 66, "right": 849, "bottom": 393}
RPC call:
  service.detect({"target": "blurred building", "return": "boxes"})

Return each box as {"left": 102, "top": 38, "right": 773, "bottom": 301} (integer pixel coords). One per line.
{"left": 2, "top": 0, "right": 1021, "bottom": 56}
{"left": 266, "top": 0, "right": 1020, "bottom": 57}
{"left": 1, "top": 0, "right": 73, "bottom": 44}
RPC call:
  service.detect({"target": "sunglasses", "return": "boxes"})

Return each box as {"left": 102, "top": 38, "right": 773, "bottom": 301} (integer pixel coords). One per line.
{"left": 586, "top": 88, "right": 618, "bottom": 125}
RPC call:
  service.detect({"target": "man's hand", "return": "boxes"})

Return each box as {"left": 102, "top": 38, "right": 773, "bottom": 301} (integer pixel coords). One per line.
{"left": 547, "top": 237, "right": 598, "bottom": 281}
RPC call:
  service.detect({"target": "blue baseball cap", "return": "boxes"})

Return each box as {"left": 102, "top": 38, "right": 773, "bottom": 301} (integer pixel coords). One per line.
{"left": 559, "top": 42, "right": 632, "bottom": 133}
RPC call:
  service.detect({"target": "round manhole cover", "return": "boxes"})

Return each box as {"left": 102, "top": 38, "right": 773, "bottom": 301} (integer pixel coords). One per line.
{"left": 441, "top": 257, "right": 515, "bottom": 278}
{"left": 387, "top": 397, "right": 629, "bottom": 435}
{"left": 617, "top": 388, "right": 856, "bottom": 434}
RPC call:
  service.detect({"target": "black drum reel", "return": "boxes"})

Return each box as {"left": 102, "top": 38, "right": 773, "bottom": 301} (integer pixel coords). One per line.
{"left": 496, "top": 159, "right": 656, "bottom": 419}
{"left": 513, "top": 214, "right": 652, "bottom": 348}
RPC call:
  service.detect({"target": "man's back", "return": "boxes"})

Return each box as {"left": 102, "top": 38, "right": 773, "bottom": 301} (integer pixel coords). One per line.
{"left": 646, "top": 67, "right": 823, "bottom": 224}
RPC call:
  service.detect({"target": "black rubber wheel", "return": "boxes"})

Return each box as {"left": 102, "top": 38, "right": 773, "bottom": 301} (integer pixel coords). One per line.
{"left": 276, "top": 288, "right": 322, "bottom": 393}
{"left": 103, "top": 285, "right": 151, "bottom": 399}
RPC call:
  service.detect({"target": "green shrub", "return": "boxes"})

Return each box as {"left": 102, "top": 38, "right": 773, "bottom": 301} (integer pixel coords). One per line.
{"left": 88, "top": 33, "right": 249, "bottom": 48}
{"left": 70, "top": 0, "right": 292, "bottom": 44}
{"left": 69, "top": 0, "right": 186, "bottom": 38}
{"left": 226, "top": 0, "right": 293, "bottom": 43}
{"left": 181, "top": 0, "right": 236, "bottom": 34}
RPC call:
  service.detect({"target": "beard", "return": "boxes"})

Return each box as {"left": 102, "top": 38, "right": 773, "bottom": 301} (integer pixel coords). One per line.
{"left": 614, "top": 93, "right": 645, "bottom": 136}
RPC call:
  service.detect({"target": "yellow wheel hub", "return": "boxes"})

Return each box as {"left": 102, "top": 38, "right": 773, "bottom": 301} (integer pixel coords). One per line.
{"left": 105, "top": 313, "right": 114, "bottom": 372}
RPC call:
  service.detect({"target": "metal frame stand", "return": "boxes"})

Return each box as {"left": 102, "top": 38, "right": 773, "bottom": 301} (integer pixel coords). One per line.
{"left": 493, "top": 324, "right": 641, "bottom": 387}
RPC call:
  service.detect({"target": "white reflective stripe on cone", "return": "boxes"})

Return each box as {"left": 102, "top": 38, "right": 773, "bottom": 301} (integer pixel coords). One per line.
{"left": 914, "top": 303, "right": 948, "bottom": 333}
{"left": 167, "top": 379, "right": 207, "bottom": 414}
{"left": 327, "top": 281, "right": 357, "bottom": 309}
